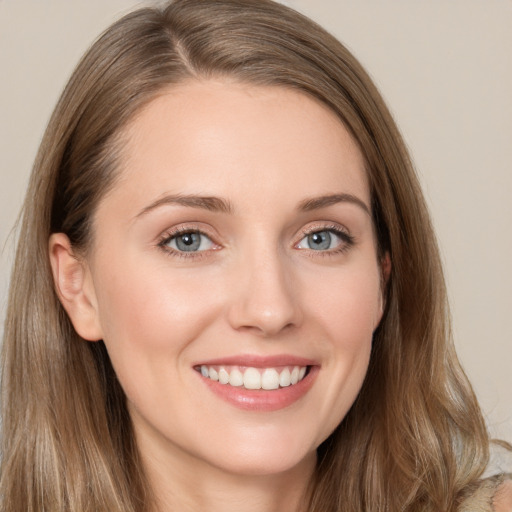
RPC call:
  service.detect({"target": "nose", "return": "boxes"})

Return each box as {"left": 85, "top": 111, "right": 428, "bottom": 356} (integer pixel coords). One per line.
{"left": 226, "top": 249, "right": 303, "bottom": 337}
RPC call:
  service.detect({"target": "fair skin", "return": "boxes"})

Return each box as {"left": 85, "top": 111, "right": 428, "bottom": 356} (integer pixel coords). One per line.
{"left": 50, "top": 80, "right": 387, "bottom": 512}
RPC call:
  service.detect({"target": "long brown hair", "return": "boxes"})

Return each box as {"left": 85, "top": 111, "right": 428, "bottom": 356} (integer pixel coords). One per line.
{"left": 1, "top": 1, "right": 490, "bottom": 510}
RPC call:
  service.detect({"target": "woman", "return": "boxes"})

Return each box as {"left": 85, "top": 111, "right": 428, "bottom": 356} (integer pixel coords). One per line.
{"left": 1, "top": 0, "right": 510, "bottom": 511}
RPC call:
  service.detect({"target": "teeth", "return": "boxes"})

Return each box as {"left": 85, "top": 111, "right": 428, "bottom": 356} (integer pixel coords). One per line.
{"left": 261, "top": 369, "right": 279, "bottom": 390}
{"left": 243, "top": 367, "right": 261, "bottom": 389}
{"left": 199, "top": 364, "right": 308, "bottom": 390}
{"left": 279, "top": 368, "right": 291, "bottom": 387}
{"left": 218, "top": 368, "right": 229, "bottom": 384}
{"left": 229, "top": 369, "right": 244, "bottom": 387}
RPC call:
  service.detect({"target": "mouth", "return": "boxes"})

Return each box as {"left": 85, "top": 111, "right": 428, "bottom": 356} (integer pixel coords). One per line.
{"left": 194, "top": 364, "right": 310, "bottom": 390}
{"left": 193, "top": 356, "right": 318, "bottom": 412}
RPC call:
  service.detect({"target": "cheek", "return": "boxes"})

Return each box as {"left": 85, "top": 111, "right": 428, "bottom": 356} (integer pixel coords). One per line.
{"left": 303, "top": 263, "right": 380, "bottom": 433}
{"left": 91, "top": 261, "right": 228, "bottom": 423}
{"left": 307, "top": 261, "right": 382, "bottom": 341}
{"left": 326, "top": 266, "right": 380, "bottom": 377}
{"left": 93, "top": 260, "right": 224, "bottom": 364}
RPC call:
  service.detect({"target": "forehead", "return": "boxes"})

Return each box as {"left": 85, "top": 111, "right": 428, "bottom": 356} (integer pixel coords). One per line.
{"left": 102, "top": 79, "right": 369, "bottom": 216}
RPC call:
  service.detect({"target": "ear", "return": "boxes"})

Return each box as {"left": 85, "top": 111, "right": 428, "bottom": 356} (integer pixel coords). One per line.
{"left": 374, "top": 251, "right": 391, "bottom": 330}
{"left": 380, "top": 251, "right": 391, "bottom": 288}
{"left": 49, "top": 233, "right": 103, "bottom": 341}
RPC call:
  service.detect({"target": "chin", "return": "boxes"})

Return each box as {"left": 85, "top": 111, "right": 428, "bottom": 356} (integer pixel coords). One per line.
{"left": 215, "top": 450, "right": 316, "bottom": 478}
{"left": 200, "top": 429, "right": 319, "bottom": 477}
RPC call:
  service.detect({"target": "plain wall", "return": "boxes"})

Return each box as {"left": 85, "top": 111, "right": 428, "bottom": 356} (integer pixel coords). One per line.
{"left": 1, "top": 1, "right": 511, "bottom": 443}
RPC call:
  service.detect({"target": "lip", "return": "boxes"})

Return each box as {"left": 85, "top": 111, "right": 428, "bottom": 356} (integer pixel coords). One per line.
{"left": 194, "top": 354, "right": 318, "bottom": 368}
{"left": 193, "top": 354, "right": 320, "bottom": 412}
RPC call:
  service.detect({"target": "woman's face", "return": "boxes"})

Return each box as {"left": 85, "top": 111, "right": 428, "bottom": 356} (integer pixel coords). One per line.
{"left": 81, "top": 80, "right": 384, "bottom": 477}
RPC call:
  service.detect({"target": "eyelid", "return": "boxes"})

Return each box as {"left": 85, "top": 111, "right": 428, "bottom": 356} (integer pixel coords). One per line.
{"left": 298, "top": 221, "right": 351, "bottom": 237}
{"left": 295, "top": 221, "right": 352, "bottom": 242}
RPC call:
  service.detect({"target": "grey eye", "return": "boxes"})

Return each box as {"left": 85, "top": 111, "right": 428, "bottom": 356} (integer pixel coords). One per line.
{"left": 167, "top": 232, "right": 213, "bottom": 252}
{"left": 307, "top": 231, "right": 332, "bottom": 250}
{"left": 297, "top": 230, "right": 343, "bottom": 251}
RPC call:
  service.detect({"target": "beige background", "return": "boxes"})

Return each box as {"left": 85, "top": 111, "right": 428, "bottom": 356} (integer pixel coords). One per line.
{"left": 1, "top": 1, "right": 511, "bottom": 443}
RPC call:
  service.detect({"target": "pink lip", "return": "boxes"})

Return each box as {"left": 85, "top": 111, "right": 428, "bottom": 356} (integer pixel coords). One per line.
{"left": 194, "top": 354, "right": 318, "bottom": 368}
{"left": 193, "top": 354, "right": 320, "bottom": 412}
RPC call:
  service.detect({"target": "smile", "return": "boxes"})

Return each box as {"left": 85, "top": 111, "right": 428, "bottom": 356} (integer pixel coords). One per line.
{"left": 197, "top": 365, "right": 308, "bottom": 390}
{"left": 194, "top": 355, "right": 319, "bottom": 411}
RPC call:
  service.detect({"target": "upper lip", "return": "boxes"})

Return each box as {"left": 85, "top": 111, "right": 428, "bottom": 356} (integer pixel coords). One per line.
{"left": 193, "top": 354, "right": 319, "bottom": 368}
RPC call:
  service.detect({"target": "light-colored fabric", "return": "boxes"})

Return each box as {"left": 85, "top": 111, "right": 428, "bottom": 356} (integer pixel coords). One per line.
{"left": 458, "top": 476, "right": 503, "bottom": 512}
{"left": 457, "top": 473, "right": 512, "bottom": 512}
{"left": 458, "top": 441, "right": 512, "bottom": 511}
{"left": 484, "top": 443, "right": 512, "bottom": 479}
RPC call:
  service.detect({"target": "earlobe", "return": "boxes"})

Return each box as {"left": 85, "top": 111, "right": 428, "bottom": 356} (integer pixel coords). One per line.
{"left": 48, "top": 233, "right": 103, "bottom": 341}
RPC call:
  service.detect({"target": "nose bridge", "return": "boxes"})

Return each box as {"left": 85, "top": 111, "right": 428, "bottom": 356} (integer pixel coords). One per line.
{"left": 227, "top": 241, "right": 301, "bottom": 336}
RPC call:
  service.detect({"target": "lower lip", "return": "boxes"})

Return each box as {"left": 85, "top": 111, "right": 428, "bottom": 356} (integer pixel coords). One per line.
{"left": 197, "top": 367, "right": 319, "bottom": 412}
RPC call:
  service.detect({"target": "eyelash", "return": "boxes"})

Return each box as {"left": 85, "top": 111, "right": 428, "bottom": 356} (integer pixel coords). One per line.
{"left": 297, "top": 224, "right": 355, "bottom": 256}
{"left": 157, "top": 226, "right": 216, "bottom": 261}
{"left": 157, "top": 224, "right": 355, "bottom": 259}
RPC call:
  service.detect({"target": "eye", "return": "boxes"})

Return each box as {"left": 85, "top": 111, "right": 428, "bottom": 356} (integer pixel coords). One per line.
{"left": 162, "top": 230, "right": 215, "bottom": 252}
{"left": 296, "top": 228, "right": 350, "bottom": 252}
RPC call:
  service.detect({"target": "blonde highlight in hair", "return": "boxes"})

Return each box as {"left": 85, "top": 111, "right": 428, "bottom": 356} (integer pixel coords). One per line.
{"left": 1, "top": 1, "right": 490, "bottom": 510}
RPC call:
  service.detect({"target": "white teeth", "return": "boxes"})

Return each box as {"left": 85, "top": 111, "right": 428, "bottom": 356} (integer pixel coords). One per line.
{"left": 218, "top": 368, "right": 230, "bottom": 384}
{"left": 279, "top": 368, "right": 291, "bottom": 387}
{"left": 199, "top": 364, "right": 309, "bottom": 390}
{"left": 229, "top": 368, "right": 244, "bottom": 387}
{"left": 243, "top": 367, "right": 261, "bottom": 390}
{"left": 261, "top": 369, "right": 279, "bottom": 390}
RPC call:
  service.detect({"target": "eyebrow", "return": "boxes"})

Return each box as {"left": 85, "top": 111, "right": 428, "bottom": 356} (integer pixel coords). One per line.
{"left": 135, "top": 192, "right": 370, "bottom": 219}
{"left": 297, "top": 193, "right": 371, "bottom": 215}
{"left": 135, "top": 194, "right": 234, "bottom": 218}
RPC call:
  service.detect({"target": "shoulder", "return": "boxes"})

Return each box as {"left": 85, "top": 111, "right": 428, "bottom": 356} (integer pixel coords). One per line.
{"left": 493, "top": 479, "right": 512, "bottom": 512}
